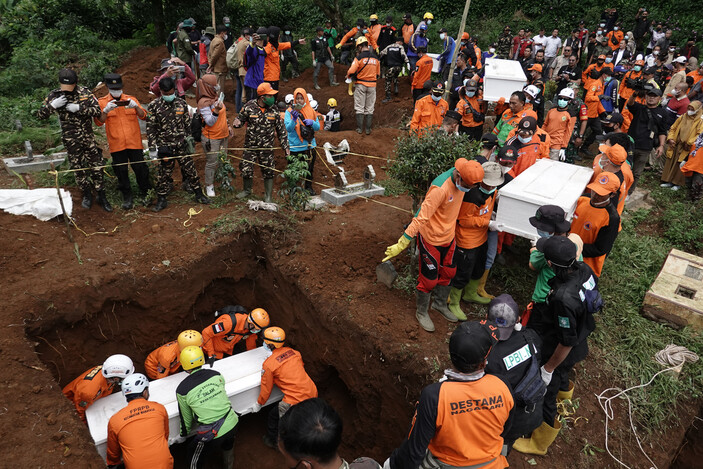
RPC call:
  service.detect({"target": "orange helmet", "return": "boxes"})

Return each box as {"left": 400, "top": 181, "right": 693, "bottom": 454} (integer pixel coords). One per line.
{"left": 263, "top": 327, "right": 286, "bottom": 349}
{"left": 461, "top": 32, "right": 470, "bottom": 41}
{"left": 248, "top": 308, "right": 270, "bottom": 331}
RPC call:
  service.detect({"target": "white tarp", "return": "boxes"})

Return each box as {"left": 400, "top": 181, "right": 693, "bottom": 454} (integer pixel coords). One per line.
{"left": 0, "top": 188, "right": 72, "bottom": 221}
{"left": 86, "top": 346, "right": 283, "bottom": 461}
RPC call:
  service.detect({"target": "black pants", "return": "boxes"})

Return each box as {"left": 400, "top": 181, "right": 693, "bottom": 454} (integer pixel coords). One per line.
{"left": 412, "top": 88, "right": 424, "bottom": 103}
{"left": 245, "top": 86, "right": 257, "bottom": 102}
{"left": 281, "top": 55, "right": 299, "bottom": 78}
{"left": 449, "top": 243, "right": 487, "bottom": 290}
{"left": 542, "top": 362, "right": 571, "bottom": 424}
{"left": 459, "top": 124, "right": 483, "bottom": 141}
{"left": 111, "top": 148, "right": 151, "bottom": 196}
{"left": 187, "top": 425, "right": 235, "bottom": 469}
{"left": 267, "top": 80, "right": 279, "bottom": 91}
{"left": 582, "top": 116, "right": 602, "bottom": 150}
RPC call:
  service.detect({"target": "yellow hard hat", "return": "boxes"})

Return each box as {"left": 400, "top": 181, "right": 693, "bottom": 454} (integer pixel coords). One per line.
{"left": 327, "top": 98, "right": 337, "bottom": 107}
{"left": 180, "top": 346, "right": 204, "bottom": 371}
{"left": 263, "top": 327, "right": 286, "bottom": 349}
{"left": 424, "top": 12, "right": 434, "bottom": 20}
{"left": 248, "top": 308, "right": 270, "bottom": 331}
{"left": 369, "top": 14, "right": 378, "bottom": 21}
{"left": 178, "top": 330, "right": 203, "bottom": 350}
{"left": 356, "top": 36, "right": 368, "bottom": 46}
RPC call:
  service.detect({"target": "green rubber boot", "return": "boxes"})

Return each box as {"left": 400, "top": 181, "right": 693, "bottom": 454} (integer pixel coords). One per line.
{"left": 448, "top": 287, "right": 467, "bottom": 320}
{"left": 463, "top": 278, "right": 491, "bottom": 305}
{"left": 263, "top": 178, "right": 274, "bottom": 203}
{"left": 237, "top": 177, "right": 253, "bottom": 199}
{"left": 430, "top": 285, "right": 458, "bottom": 322}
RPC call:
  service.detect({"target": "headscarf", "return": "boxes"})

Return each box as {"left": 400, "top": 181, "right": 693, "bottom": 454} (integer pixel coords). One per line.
{"left": 196, "top": 74, "right": 219, "bottom": 109}
{"left": 676, "top": 101, "right": 703, "bottom": 146}
{"left": 292, "top": 87, "right": 316, "bottom": 143}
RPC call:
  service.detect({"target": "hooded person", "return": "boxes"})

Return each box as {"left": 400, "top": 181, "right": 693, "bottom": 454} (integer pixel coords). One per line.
{"left": 197, "top": 74, "right": 230, "bottom": 198}
{"left": 661, "top": 101, "right": 703, "bottom": 189}
{"left": 244, "top": 27, "right": 270, "bottom": 100}
{"left": 284, "top": 88, "right": 321, "bottom": 195}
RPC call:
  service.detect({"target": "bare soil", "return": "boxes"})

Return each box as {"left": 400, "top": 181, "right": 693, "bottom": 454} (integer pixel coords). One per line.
{"left": 0, "top": 46, "right": 698, "bottom": 468}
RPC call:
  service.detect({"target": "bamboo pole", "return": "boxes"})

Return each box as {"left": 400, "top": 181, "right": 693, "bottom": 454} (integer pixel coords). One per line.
{"left": 444, "top": 0, "right": 472, "bottom": 100}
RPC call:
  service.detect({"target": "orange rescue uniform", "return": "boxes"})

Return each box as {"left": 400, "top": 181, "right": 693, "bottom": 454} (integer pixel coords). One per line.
{"left": 455, "top": 191, "right": 496, "bottom": 249}
{"left": 369, "top": 24, "right": 382, "bottom": 46}
{"left": 94, "top": 94, "right": 145, "bottom": 152}
{"left": 570, "top": 196, "right": 620, "bottom": 277}
{"left": 62, "top": 365, "right": 115, "bottom": 422}
{"left": 585, "top": 80, "right": 605, "bottom": 118}
{"left": 202, "top": 103, "right": 229, "bottom": 140}
{"left": 404, "top": 171, "right": 464, "bottom": 246}
{"left": 605, "top": 30, "right": 624, "bottom": 50}
{"left": 410, "top": 95, "right": 448, "bottom": 132}
{"left": 202, "top": 313, "right": 258, "bottom": 359}
{"left": 347, "top": 54, "right": 380, "bottom": 87}
{"left": 592, "top": 157, "right": 634, "bottom": 217}
{"left": 338, "top": 27, "right": 377, "bottom": 50}
{"left": 106, "top": 398, "right": 173, "bottom": 469}
{"left": 456, "top": 93, "right": 486, "bottom": 129}
{"left": 505, "top": 133, "right": 545, "bottom": 178}
{"left": 264, "top": 42, "right": 293, "bottom": 82}
{"left": 618, "top": 70, "right": 642, "bottom": 103}
{"left": 402, "top": 24, "right": 415, "bottom": 45}
{"left": 144, "top": 341, "right": 181, "bottom": 380}
{"left": 412, "top": 55, "right": 433, "bottom": 90}
{"left": 543, "top": 107, "right": 576, "bottom": 149}
{"left": 257, "top": 347, "right": 318, "bottom": 405}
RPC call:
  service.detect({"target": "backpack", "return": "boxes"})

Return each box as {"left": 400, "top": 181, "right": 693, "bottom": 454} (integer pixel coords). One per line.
{"left": 226, "top": 43, "right": 240, "bottom": 70}
{"left": 299, "top": 122, "right": 315, "bottom": 142}
{"left": 191, "top": 110, "right": 204, "bottom": 142}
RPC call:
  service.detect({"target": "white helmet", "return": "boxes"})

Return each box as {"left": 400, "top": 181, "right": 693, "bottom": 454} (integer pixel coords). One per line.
{"left": 310, "top": 99, "right": 319, "bottom": 110}
{"left": 121, "top": 373, "right": 149, "bottom": 397}
{"left": 102, "top": 354, "right": 134, "bottom": 379}
{"left": 307, "top": 93, "right": 314, "bottom": 102}
{"left": 524, "top": 85, "right": 539, "bottom": 99}
{"left": 284, "top": 93, "right": 294, "bottom": 105}
{"left": 558, "top": 88, "right": 575, "bottom": 99}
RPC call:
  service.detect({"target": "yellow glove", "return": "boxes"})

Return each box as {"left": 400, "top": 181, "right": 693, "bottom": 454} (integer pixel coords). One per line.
{"left": 335, "top": 43, "right": 342, "bottom": 50}
{"left": 382, "top": 235, "right": 412, "bottom": 262}
{"left": 375, "top": 47, "right": 380, "bottom": 54}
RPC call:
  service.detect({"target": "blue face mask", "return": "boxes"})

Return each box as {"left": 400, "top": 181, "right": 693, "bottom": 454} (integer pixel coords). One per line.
{"left": 479, "top": 186, "right": 496, "bottom": 195}
{"left": 162, "top": 94, "right": 176, "bottom": 102}
{"left": 518, "top": 135, "right": 532, "bottom": 144}
{"left": 634, "top": 66, "right": 642, "bottom": 72}
{"left": 537, "top": 230, "right": 552, "bottom": 238}
{"left": 432, "top": 94, "right": 441, "bottom": 102}
{"left": 558, "top": 99, "right": 568, "bottom": 108}
{"left": 362, "top": 29, "right": 368, "bottom": 34}
{"left": 604, "top": 76, "right": 612, "bottom": 82}
{"left": 467, "top": 91, "right": 476, "bottom": 97}
{"left": 455, "top": 180, "right": 471, "bottom": 192}
{"left": 605, "top": 58, "right": 613, "bottom": 63}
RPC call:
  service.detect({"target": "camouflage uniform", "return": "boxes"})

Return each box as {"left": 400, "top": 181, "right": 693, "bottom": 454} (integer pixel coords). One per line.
{"left": 146, "top": 96, "right": 202, "bottom": 197}
{"left": 38, "top": 86, "right": 104, "bottom": 192}
{"left": 565, "top": 96, "right": 587, "bottom": 163}
{"left": 496, "top": 32, "right": 513, "bottom": 59}
{"left": 233, "top": 100, "right": 289, "bottom": 179}
{"left": 384, "top": 66, "right": 402, "bottom": 96}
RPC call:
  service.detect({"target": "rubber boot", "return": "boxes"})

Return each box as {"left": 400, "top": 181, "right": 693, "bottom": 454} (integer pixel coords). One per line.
{"left": 430, "top": 285, "right": 458, "bottom": 322}
{"left": 237, "top": 177, "right": 253, "bottom": 199}
{"left": 365, "top": 114, "right": 373, "bottom": 135}
{"left": 329, "top": 69, "right": 339, "bottom": 86}
{"left": 313, "top": 76, "right": 321, "bottom": 90}
{"left": 557, "top": 380, "right": 574, "bottom": 402}
{"left": 394, "top": 81, "right": 399, "bottom": 95}
{"left": 97, "top": 190, "right": 113, "bottom": 212}
{"left": 194, "top": 187, "right": 211, "bottom": 204}
{"left": 415, "top": 290, "right": 435, "bottom": 332}
{"left": 222, "top": 447, "right": 235, "bottom": 468}
{"left": 81, "top": 189, "right": 92, "bottom": 209}
{"left": 356, "top": 114, "right": 364, "bottom": 134}
{"left": 121, "top": 191, "right": 133, "bottom": 210}
{"left": 382, "top": 91, "right": 392, "bottom": 103}
{"left": 304, "top": 179, "right": 316, "bottom": 195}
{"left": 512, "top": 419, "right": 562, "bottom": 455}
{"left": 472, "top": 269, "right": 495, "bottom": 300}
{"left": 263, "top": 178, "right": 274, "bottom": 203}
{"left": 462, "top": 278, "right": 491, "bottom": 305}
{"left": 153, "top": 196, "right": 168, "bottom": 212}
{"left": 448, "top": 287, "right": 468, "bottom": 321}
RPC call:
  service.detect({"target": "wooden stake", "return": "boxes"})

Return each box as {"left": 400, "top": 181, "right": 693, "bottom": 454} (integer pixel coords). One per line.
{"left": 50, "top": 163, "right": 82, "bottom": 264}
{"left": 444, "top": 0, "right": 473, "bottom": 100}
{"left": 211, "top": 0, "right": 216, "bottom": 29}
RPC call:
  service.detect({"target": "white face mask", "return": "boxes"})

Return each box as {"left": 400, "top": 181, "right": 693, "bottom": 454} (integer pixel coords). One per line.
{"left": 109, "top": 89, "right": 123, "bottom": 98}
{"left": 688, "top": 109, "right": 697, "bottom": 116}
{"left": 439, "top": 33, "right": 446, "bottom": 40}
{"left": 614, "top": 27, "right": 619, "bottom": 31}
{"left": 489, "top": 48, "right": 496, "bottom": 53}
{"left": 285, "top": 31, "right": 290, "bottom": 35}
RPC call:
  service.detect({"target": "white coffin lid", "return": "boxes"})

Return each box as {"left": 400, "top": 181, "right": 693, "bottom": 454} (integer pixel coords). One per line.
{"left": 496, "top": 159, "right": 593, "bottom": 239}
{"left": 482, "top": 58, "right": 527, "bottom": 101}
{"left": 86, "top": 346, "right": 283, "bottom": 460}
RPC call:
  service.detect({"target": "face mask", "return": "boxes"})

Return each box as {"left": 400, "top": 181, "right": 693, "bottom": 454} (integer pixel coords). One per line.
{"left": 624, "top": 36, "right": 629, "bottom": 40}
{"left": 600, "top": 23, "right": 605, "bottom": 28}
{"left": 455, "top": 180, "right": 471, "bottom": 192}
{"left": 489, "top": 48, "right": 496, "bottom": 53}
{"left": 427, "top": 20, "right": 432, "bottom": 25}
{"left": 518, "top": 135, "right": 532, "bottom": 144}
{"left": 597, "top": 157, "right": 607, "bottom": 170}
{"left": 109, "top": 89, "right": 123, "bottom": 99}
{"left": 558, "top": 99, "right": 568, "bottom": 108}
{"left": 386, "top": 22, "right": 391, "bottom": 26}
{"left": 362, "top": 29, "right": 368, "bottom": 34}
{"left": 604, "top": 76, "right": 612, "bottom": 82}
{"left": 440, "top": 33, "right": 446, "bottom": 40}
{"left": 634, "top": 65, "right": 642, "bottom": 72}
{"left": 602, "top": 125, "right": 614, "bottom": 133}
{"left": 537, "top": 230, "right": 552, "bottom": 238}
{"left": 672, "top": 89, "right": 679, "bottom": 96}
{"left": 467, "top": 91, "right": 476, "bottom": 97}
{"left": 614, "top": 27, "right": 619, "bottom": 31}
{"left": 652, "top": 51, "right": 659, "bottom": 55}
{"left": 162, "top": 94, "right": 176, "bottom": 102}
{"left": 294, "top": 103, "right": 303, "bottom": 111}
{"left": 214, "top": 85, "right": 221, "bottom": 93}
{"left": 431, "top": 94, "right": 441, "bottom": 102}
{"left": 263, "top": 96, "right": 276, "bottom": 107}
{"left": 688, "top": 110, "right": 697, "bottom": 116}
{"left": 657, "top": 27, "right": 662, "bottom": 31}
{"left": 285, "top": 31, "right": 290, "bottom": 35}
{"left": 605, "top": 58, "right": 612, "bottom": 63}
{"left": 479, "top": 186, "right": 496, "bottom": 195}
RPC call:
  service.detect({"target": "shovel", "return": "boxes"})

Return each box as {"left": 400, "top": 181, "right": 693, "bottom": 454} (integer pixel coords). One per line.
{"left": 376, "top": 261, "right": 398, "bottom": 289}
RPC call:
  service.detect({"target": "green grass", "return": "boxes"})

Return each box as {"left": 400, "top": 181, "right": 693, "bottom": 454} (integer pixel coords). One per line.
{"left": 0, "top": 127, "right": 62, "bottom": 155}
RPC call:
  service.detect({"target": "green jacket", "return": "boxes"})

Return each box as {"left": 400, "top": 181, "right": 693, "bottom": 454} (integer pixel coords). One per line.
{"left": 176, "top": 29, "right": 194, "bottom": 62}
{"left": 176, "top": 368, "right": 238, "bottom": 438}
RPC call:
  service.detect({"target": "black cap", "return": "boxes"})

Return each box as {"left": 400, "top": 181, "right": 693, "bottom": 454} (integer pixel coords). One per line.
{"left": 487, "top": 294, "right": 520, "bottom": 340}
{"left": 601, "top": 67, "right": 613, "bottom": 76}
{"left": 439, "top": 27, "right": 448, "bottom": 33}
{"left": 104, "top": 73, "right": 123, "bottom": 90}
{"left": 256, "top": 26, "right": 269, "bottom": 36}
{"left": 386, "top": 15, "right": 393, "bottom": 22}
{"left": 600, "top": 113, "right": 624, "bottom": 125}
{"left": 58, "top": 68, "right": 77, "bottom": 85}
{"left": 529, "top": 205, "right": 571, "bottom": 233}
{"left": 536, "top": 236, "right": 577, "bottom": 268}
{"left": 449, "top": 321, "right": 500, "bottom": 372}
{"left": 481, "top": 133, "right": 498, "bottom": 148}
{"left": 431, "top": 81, "right": 444, "bottom": 93}
{"left": 646, "top": 87, "right": 663, "bottom": 97}
{"left": 403, "top": 13, "right": 412, "bottom": 19}
{"left": 444, "top": 110, "right": 461, "bottom": 122}
{"left": 518, "top": 116, "right": 537, "bottom": 133}
{"left": 159, "top": 58, "right": 173, "bottom": 71}
{"left": 643, "top": 66, "right": 657, "bottom": 75}
{"left": 497, "top": 144, "right": 518, "bottom": 162}
{"left": 316, "top": 26, "right": 324, "bottom": 32}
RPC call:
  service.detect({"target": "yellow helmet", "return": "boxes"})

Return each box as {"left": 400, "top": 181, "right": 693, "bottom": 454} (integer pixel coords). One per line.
{"left": 180, "top": 346, "right": 204, "bottom": 371}
{"left": 263, "top": 327, "right": 286, "bottom": 349}
{"left": 248, "top": 308, "right": 270, "bottom": 331}
{"left": 369, "top": 14, "right": 378, "bottom": 21}
{"left": 178, "top": 330, "right": 203, "bottom": 350}
{"left": 423, "top": 12, "right": 434, "bottom": 20}
{"left": 327, "top": 98, "right": 337, "bottom": 107}
{"left": 356, "top": 36, "right": 368, "bottom": 47}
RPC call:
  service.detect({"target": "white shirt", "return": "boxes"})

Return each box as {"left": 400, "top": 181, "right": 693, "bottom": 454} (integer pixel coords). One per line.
{"left": 533, "top": 34, "right": 547, "bottom": 52}
{"left": 544, "top": 36, "right": 562, "bottom": 57}
{"left": 614, "top": 48, "right": 627, "bottom": 66}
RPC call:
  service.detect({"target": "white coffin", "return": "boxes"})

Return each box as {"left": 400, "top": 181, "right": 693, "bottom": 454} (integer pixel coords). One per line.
{"left": 496, "top": 159, "right": 593, "bottom": 239}
{"left": 86, "top": 346, "right": 283, "bottom": 461}
{"left": 427, "top": 53, "right": 442, "bottom": 73}
{"left": 482, "top": 58, "right": 527, "bottom": 102}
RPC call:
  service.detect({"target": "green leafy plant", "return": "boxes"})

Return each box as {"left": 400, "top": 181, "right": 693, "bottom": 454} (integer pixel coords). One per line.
{"left": 278, "top": 154, "right": 311, "bottom": 210}
{"left": 215, "top": 152, "right": 237, "bottom": 192}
